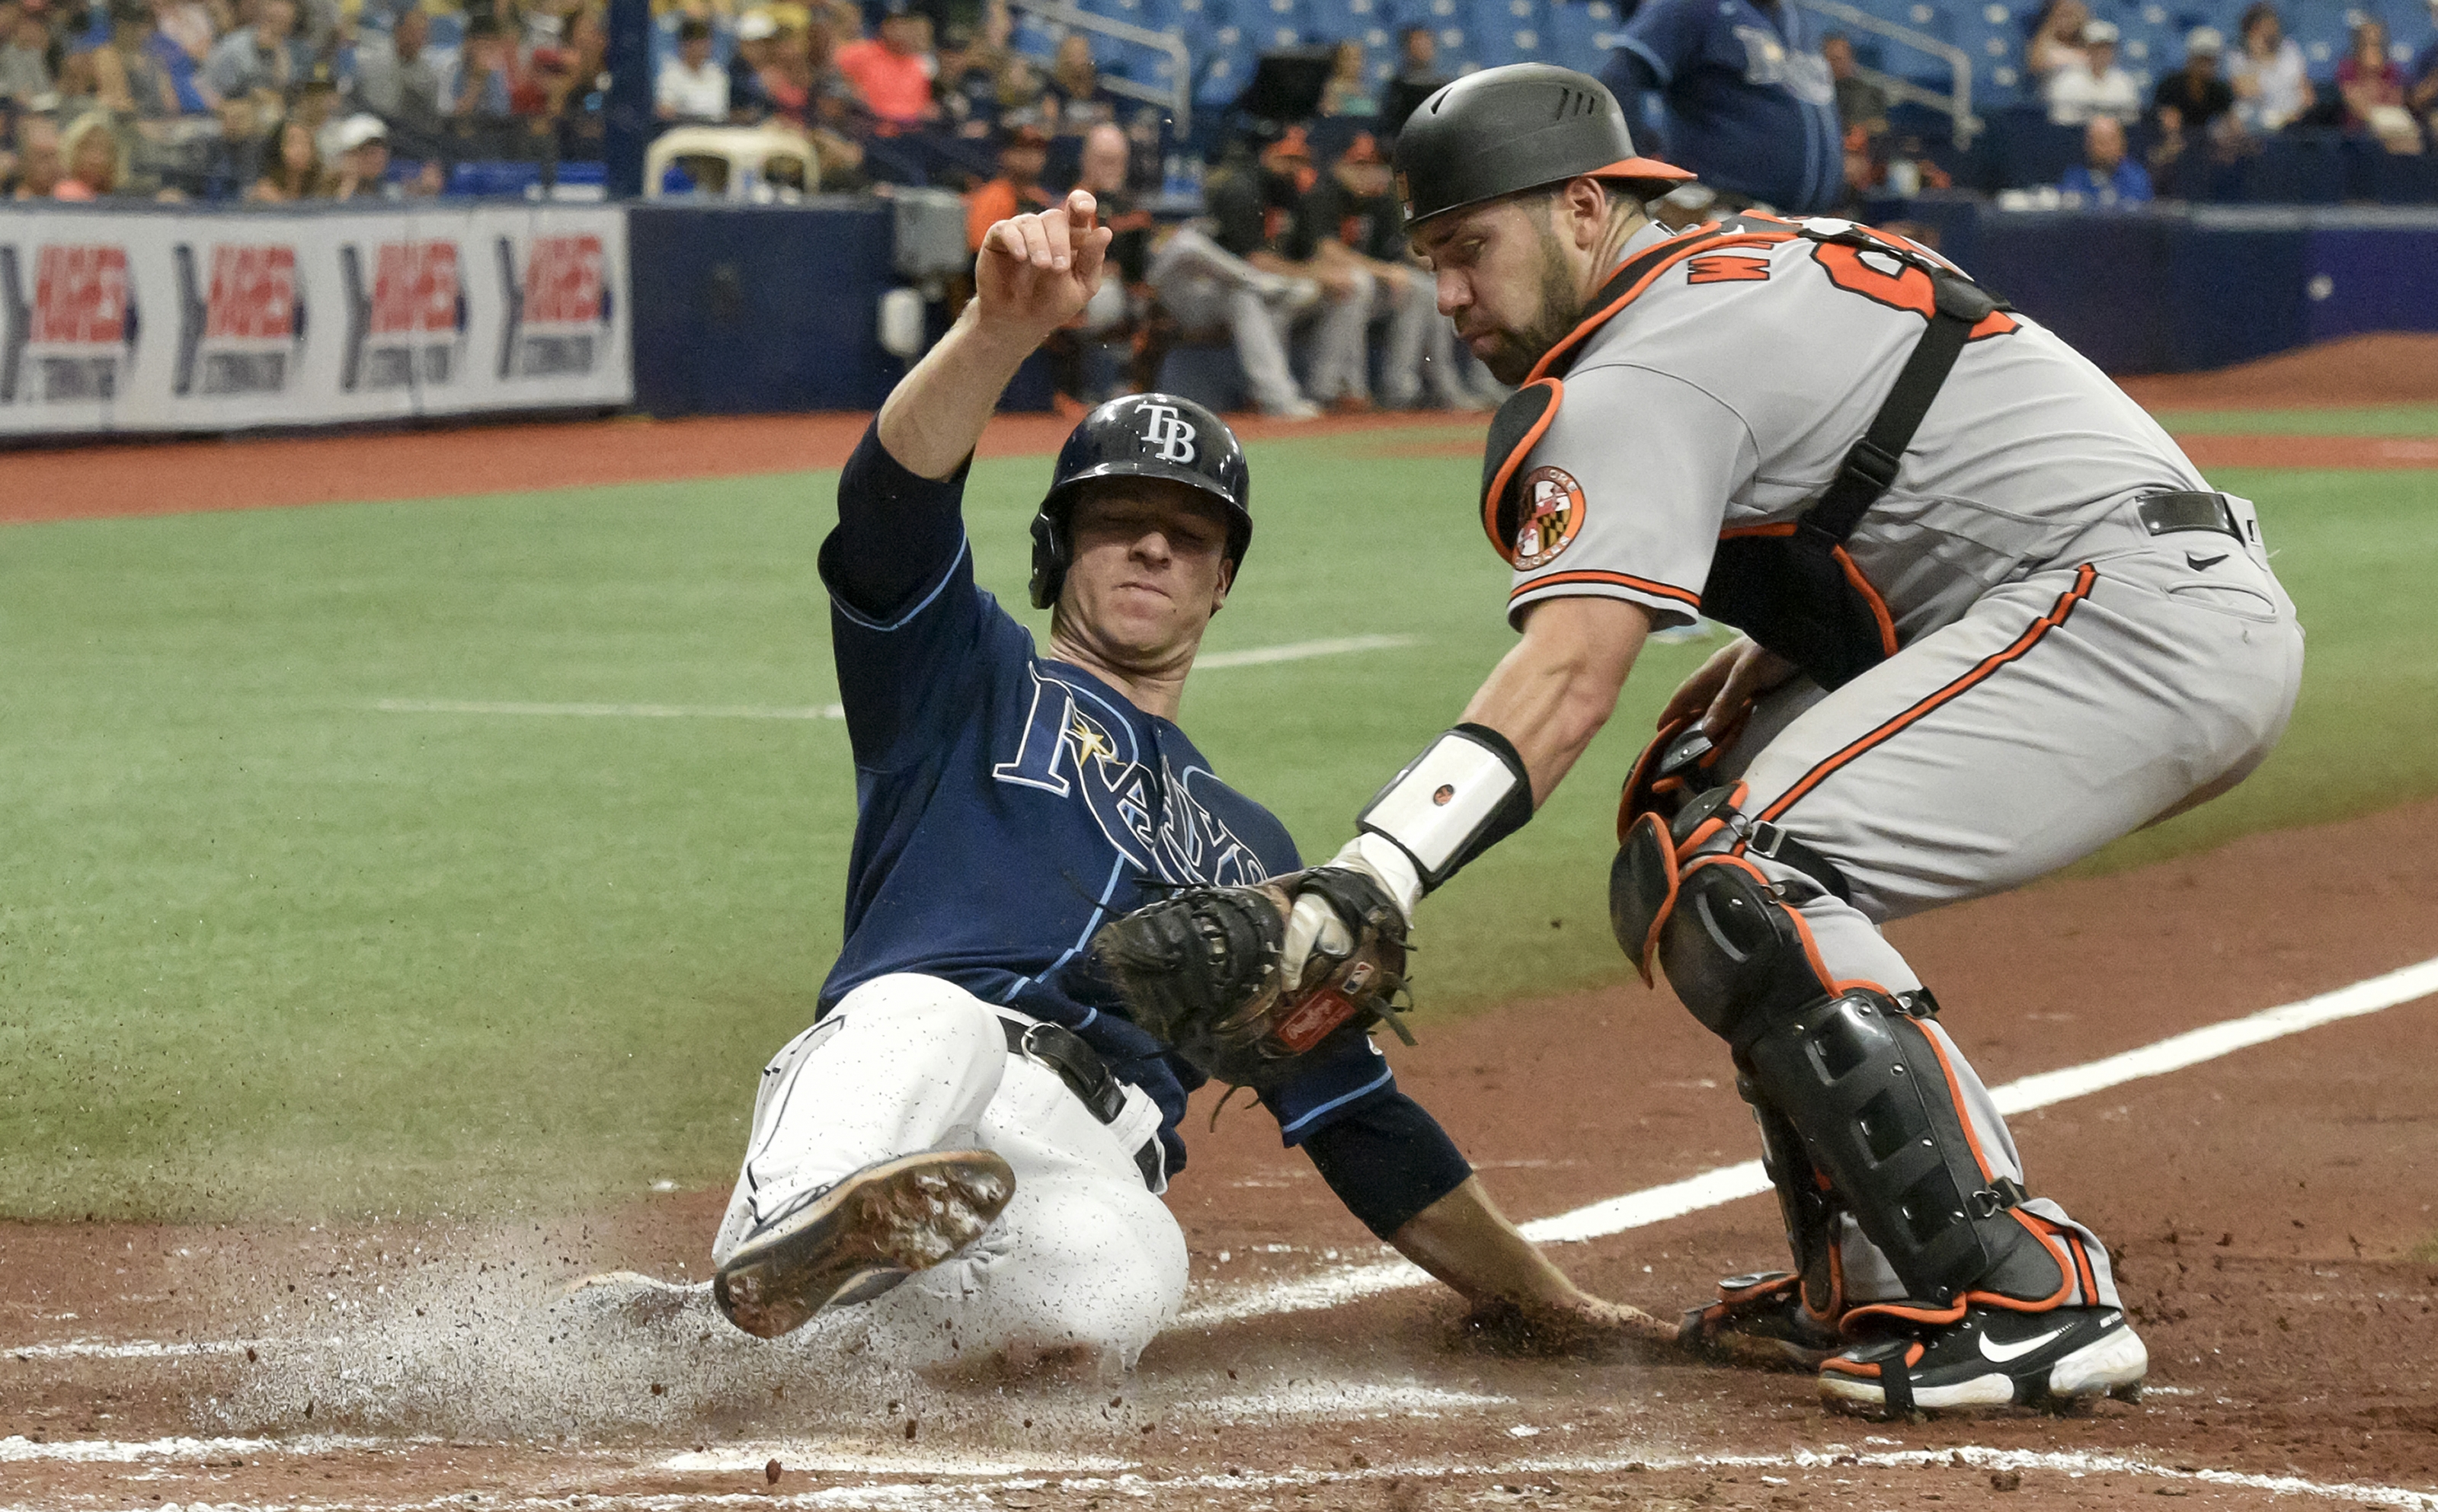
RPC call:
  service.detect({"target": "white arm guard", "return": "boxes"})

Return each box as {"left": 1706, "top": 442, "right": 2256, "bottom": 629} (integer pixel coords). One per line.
{"left": 1355, "top": 722, "right": 1537, "bottom": 895}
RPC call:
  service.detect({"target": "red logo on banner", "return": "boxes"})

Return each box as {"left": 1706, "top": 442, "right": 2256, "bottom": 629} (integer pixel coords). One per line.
{"left": 205, "top": 245, "right": 298, "bottom": 340}
{"left": 371, "top": 241, "right": 459, "bottom": 337}
{"left": 523, "top": 235, "right": 603, "bottom": 325}
{"left": 33, "top": 245, "right": 128, "bottom": 345}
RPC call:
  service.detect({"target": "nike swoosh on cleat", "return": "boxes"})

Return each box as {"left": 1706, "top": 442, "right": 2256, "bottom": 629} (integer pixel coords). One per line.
{"left": 1979, "top": 1325, "right": 2072, "bottom": 1363}
{"left": 2186, "top": 551, "right": 2228, "bottom": 569}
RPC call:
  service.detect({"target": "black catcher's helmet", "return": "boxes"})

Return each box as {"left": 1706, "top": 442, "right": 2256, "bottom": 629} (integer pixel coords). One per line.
{"left": 1028, "top": 393, "right": 1252, "bottom": 609}
{"left": 1393, "top": 63, "right": 1691, "bottom": 228}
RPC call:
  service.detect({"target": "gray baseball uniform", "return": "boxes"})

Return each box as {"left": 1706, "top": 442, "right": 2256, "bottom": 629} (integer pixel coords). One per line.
{"left": 1499, "top": 215, "right": 2304, "bottom": 1311}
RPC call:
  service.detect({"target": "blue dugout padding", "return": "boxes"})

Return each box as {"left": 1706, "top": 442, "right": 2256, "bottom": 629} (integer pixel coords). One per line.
{"left": 617, "top": 199, "right": 2438, "bottom": 419}
{"left": 627, "top": 200, "right": 903, "bottom": 415}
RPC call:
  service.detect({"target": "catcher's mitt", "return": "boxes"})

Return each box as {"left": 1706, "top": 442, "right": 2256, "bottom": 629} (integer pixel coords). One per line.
{"left": 1089, "top": 868, "right": 1411, "bottom": 1088}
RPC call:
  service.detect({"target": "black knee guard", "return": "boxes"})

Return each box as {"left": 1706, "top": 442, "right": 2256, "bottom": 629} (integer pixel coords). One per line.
{"left": 1643, "top": 853, "right": 2066, "bottom": 1311}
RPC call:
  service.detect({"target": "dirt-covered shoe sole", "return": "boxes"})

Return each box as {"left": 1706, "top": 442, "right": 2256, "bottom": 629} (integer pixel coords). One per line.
{"left": 712, "top": 1149, "right": 1015, "bottom": 1340}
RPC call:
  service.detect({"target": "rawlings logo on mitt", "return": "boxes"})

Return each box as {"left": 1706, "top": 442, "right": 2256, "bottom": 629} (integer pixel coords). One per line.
{"left": 1089, "top": 868, "right": 1413, "bottom": 1088}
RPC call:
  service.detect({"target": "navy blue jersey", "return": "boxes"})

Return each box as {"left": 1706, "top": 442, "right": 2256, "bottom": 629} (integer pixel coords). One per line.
{"left": 817, "top": 424, "right": 1409, "bottom": 1178}
{"left": 1608, "top": 0, "right": 1842, "bottom": 214}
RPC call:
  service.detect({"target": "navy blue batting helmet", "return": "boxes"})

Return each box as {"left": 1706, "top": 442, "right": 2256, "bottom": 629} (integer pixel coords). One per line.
{"left": 1028, "top": 393, "right": 1252, "bottom": 609}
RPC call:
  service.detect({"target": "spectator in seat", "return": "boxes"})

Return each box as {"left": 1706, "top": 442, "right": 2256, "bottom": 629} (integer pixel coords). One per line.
{"left": 2229, "top": 2, "right": 2311, "bottom": 133}
{"left": 1605, "top": 0, "right": 1844, "bottom": 216}
{"left": 936, "top": 22, "right": 1000, "bottom": 140}
{"left": 452, "top": 17, "right": 522, "bottom": 124}
{"left": 965, "top": 117, "right": 1053, "bottom": 249}
{"left": 357, "top": 5, "right": 447, "bottom": 156}
{"left": 837, "top": 1, "right": 939, "bottom": 130}
{"left": 0, "top": 8, "right": 52, "bottom": 102}
{"left": 1304, "top": 131, "right": 1474, "bottom": 410}
{"left": 141, "top": 0, "right": 218, "bottom": 116}
{"left": 2338, "top": 18, "right": 2423, "bottom": 152}
{"left": 326, "top": 111, "right": 387, "bottom": 196}
{"left": 2060, "top": 113, "right": 2151, "bottom": 204}
{"left": 205, "top": 0, "right": 302, "bottom": 110}
{"left": 1048, "top": 33, "right": 1118, "bottom": 135}
{"left": 2024, "top": 0, "right": 2089, "bottom": 82}
{"left": 55, "top": 110, "right": 127, "bottom": 197}
{"left": 657, "top": 15, "right": 728, "bottom": 120}
{"left": 1144, "top": 136, "right": 1336, "bottom": 419}
{"left": 2046, "top": 18, "right": 2139, "bottom": 126}
{"left": 729, "top": 9, "right": 776, "bottom": 119}
{"left": 1396, "top": 24, "right": 1437, "bottom": 84}
{"left": 246, "top": 110, "right": 321, "bottom": 198}
{"left": 94, "top": 0, "right": 181, "bottom": 119}
{"left": 9, "top": 111, "right": 65, "bottom": 196}
{"left": 1041, "top": 121, "right": 1148, "bottom": 408}
{"left": 1320, "top": 38, "right": 1375, "bottom": 117}
{"left": 2412, "top": 0, "right": 2438, "bottom": 135}
{"left": 2154, "top": 27, "right": 2234, "bottom": 136}
{"left": 1824, "top": 32, "right": 1886, "bottom": 136}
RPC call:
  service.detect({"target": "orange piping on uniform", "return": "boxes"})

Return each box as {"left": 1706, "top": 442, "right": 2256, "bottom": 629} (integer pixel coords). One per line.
{"left": 1757, "top": 564, "right": 2098, "bottom": 823}
{"left": 1526, "top": 232, "right": 1798, "bottom": 382}
{"left": 1481, "top": 377, "right": 1563, "bottom": 561}
{"left": 1510, "top": 570, "right": 1702, "bottom": 609}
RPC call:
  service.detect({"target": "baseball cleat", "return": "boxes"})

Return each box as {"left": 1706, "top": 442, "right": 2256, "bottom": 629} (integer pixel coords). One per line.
{"left": 1679, "top": 1270, "right": 1843, "bottom": 1371}
{"left": 713, "top": 1149, "right": 1015, "bottom": 1340}
{"left": 1819, "top": 1303, "right": 2147, "bottom": 1418}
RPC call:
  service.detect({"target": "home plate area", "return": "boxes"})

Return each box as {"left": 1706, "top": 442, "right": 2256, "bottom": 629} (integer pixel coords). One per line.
{"left": 5, "top": 801, "right": 2437, "bottom": 1511}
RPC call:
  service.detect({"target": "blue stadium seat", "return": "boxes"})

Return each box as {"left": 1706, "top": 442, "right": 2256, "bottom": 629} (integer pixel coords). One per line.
{"left": 1246, "top": 0, "right": 1312, "bottom": 48}
{"left": 1194, "top": 24, "right": 1258, "bottom": 108}
{"left": 1544, "top": 0, "right": 1627, "bottom": 72}
{"left": 1469, "top": 0, "right": 1547, "bottom": 66}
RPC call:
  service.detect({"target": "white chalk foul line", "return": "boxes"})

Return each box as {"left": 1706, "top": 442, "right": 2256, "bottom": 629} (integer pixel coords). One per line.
{"left": 1192, "top": 633, "right": 1418, "bottom": 669}
{"left": 1179, "top": 953, "right": 2438, "bottom": 1327}
{"left": 373, "top": 698, "right": 847, "bottom": 720}
{"left": 366, "top": 638, "right": 1422, "bottom": 723}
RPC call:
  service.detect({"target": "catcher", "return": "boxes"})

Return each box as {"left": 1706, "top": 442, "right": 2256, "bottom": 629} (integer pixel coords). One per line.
{"left": 1093, "top": 66, "right": 2302, "bottom": 1416}
{"left": 708, "top": 188, "right": 1662, "bottom": 1372}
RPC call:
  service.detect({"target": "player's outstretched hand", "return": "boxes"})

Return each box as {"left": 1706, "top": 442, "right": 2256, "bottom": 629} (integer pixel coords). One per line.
{"left": 1657, "top": 634, "right": 1800, "bottom": 740}
{"left": 1457, "top": 1293, "right": 1682, "bottom": 1360}
{"left": 975, "top": 189, "right": 1113, "bottom": 341}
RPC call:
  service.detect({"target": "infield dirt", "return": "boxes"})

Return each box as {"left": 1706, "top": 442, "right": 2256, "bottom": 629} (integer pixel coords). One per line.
{"left": 5, "top": 345, "right": 2436, "bottom": 1509}
{"left": 5, "top": 794, "right": 2434, "bottom": 1510}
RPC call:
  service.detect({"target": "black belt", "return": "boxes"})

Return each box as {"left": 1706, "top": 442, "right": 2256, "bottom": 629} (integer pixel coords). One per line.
{"left": 1000, "top": 1016, "right": 1163, "bottom": 1190}
{"left": 2137, "top": 491, "right": 2242, "bottom": 542}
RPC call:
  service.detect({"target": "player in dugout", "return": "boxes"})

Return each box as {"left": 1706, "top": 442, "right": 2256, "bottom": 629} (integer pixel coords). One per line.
{"left": 699, "top": 188, "right": 1667, "bottom": 1373}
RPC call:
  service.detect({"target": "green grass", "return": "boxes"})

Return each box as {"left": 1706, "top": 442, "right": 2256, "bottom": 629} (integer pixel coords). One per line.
{"left": 3, "top": 435, "right": 2435, "bottom": 1221}
{"left": 2152, "top": 404, "right": 2438, "bottom": 436}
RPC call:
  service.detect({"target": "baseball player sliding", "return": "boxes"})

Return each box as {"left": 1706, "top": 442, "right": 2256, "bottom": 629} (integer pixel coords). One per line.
{"left": 1091, "top": 65, "right": 2302, "bottom": 1415}
{"left": 706, "top": 188, "right": 1664, "bottom": 1373}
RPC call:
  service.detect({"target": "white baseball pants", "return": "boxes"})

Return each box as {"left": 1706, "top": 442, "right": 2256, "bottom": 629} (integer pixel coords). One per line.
{"left": 713, "top": 974, "right": 1186, "bottom": 1370}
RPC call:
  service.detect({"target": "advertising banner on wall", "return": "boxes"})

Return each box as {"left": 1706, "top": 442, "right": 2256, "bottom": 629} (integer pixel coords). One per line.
{"left": 0, "top": 202, "right": 629, "bottom": 437}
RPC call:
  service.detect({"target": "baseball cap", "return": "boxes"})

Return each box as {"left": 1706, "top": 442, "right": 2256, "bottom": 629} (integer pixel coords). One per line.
{"left": 2080, "top": 18, "right": 2118, "bottom": 43}
{"left": 737, "top": 9, "right": 776, "bottom": 38}
{"left": 334, "top": 112, "right": 387, "bottom": 151}
{"left": 2186, "top": 24, "right": 2224, "bottom": 53}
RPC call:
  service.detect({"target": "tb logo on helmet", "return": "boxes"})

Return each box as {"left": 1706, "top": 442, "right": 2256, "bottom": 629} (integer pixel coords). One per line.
{"left": 1140, "top": 403, "right": 1198, "bottom": 465}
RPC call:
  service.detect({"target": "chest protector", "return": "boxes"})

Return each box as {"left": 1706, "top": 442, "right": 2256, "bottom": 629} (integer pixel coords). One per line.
{"left": 1482, "top": 218, "right": 2012, "bottom": 692}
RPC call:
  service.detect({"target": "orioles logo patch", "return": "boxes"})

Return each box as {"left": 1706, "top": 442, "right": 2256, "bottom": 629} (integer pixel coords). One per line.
{"left": 1512, "top": 465, "right": 1586, "bottom": 569}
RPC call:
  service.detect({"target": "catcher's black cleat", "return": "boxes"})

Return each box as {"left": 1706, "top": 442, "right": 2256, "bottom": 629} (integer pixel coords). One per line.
{"left": 713, "top": 1149, "right": 1015, "bottom": 1340}
{"left": 1679, "top": 1271, "right": 1843, "bottom": 1371}
{"left": 1818, "top": 1303, "right": 2147, "bottom": 1418}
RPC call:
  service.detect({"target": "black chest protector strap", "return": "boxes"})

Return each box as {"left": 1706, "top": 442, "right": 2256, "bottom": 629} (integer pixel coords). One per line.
{"left": 1503, "top": 217, "right": 2013, "bottom": 693}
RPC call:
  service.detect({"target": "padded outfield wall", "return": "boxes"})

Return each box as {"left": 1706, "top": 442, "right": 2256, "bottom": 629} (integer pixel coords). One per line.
{"left": 2, "top": 197, "right": 2432, "bottom": 439}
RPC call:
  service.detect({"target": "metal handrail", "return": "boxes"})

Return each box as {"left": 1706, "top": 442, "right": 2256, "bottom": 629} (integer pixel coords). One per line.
{"left": 1794, "top": 0, "right": 1980, "bottom": 147}
{"left": 1009, "top": 0, "right": 1194, "bottom": 133}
